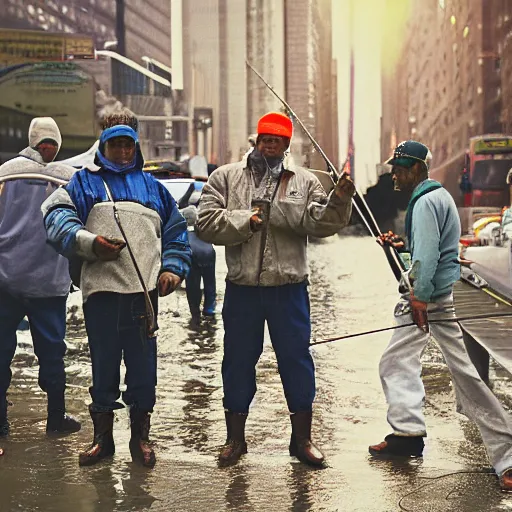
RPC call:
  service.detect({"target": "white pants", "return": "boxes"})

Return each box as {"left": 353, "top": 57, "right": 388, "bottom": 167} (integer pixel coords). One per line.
{"left": 379, "top": 293, "right": 512, "bottom": 475}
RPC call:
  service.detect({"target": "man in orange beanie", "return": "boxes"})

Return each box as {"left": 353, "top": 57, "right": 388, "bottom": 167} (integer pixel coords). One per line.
{"left": 196, "top": 112, "right": 355, "bottom": 468}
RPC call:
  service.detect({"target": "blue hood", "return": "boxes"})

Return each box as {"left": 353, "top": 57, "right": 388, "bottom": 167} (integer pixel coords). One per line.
{"left": 94, "top": 125, "right": 144, "bottom": 173}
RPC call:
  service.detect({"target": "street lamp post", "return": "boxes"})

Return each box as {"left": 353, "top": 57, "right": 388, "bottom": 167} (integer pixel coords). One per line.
{"left": 115, "top": 0, "right": 126, "bottom": 57}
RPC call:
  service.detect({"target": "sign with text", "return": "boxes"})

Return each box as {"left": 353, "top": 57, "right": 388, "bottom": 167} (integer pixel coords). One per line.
{"left": 473, "top": 137, "right": 512, "bottom": 155}
{"left": 0, "top": 29, "right": 95, "bottom": 67}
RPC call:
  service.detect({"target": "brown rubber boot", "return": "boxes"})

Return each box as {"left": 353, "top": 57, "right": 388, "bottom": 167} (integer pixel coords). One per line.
{"left": 129, "top": 408, "right": 156, "bottom": 468}
{"left": 289, "top": 411, "right": 325, "bottom": 467}
{"left": 218, "top": 411, "right": 248, "bottom": 467}
{"left": 78, "top": 409, "right": 115, "bottom": 466}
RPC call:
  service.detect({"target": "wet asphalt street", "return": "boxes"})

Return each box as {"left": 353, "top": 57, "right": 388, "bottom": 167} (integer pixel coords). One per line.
{"left": 2, "top": 235, "right": 512, "bottom": 512}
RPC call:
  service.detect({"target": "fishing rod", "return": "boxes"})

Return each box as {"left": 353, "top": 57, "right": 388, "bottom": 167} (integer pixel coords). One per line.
{"left": 245, "top": 60, "right": 405, "bottom": 281}
{"left": 0, "top": 173, "right": 68, "bottom": 186}
{"left": 310, "top": 311, "right": 512, "bottom": 346}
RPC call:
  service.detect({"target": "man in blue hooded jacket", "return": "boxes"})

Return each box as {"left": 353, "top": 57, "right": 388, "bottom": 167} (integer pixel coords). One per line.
{"left": 42, "top": 124, "right": 191, "bottom": 468}
{"left": 369, "top": 141, "right": 512, "bottom": 492}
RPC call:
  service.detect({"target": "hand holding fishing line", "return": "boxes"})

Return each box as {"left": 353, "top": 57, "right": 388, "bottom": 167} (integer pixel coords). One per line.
{"left": 93, "top": 235, "right": 126, "bottom": 261}
{"left": 377, "top": 231, "right": 406, "bottom": 252}
{"left": 158, "top": 272, "right": 181, "bottom": 297}
{"left": 410, "top": 295, "right": 429, "bottom": 333}
{"left": 250, "top": 207, "right": 264, "bottom": 231}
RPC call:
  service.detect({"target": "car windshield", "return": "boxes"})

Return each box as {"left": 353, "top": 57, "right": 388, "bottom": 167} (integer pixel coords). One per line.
{"left": 472, "top": 159, "right": 512, "bottom": 190}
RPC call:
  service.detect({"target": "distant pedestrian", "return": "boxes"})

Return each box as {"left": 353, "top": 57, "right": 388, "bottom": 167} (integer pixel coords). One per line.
{"left": 207, "top": 163, "right": 218, "bottom": 176}
{"left": 181, "top": 205, "right": 216, "bottom": 322}
{"left": 501, "top": 169, "right": 512, "bottom": 238}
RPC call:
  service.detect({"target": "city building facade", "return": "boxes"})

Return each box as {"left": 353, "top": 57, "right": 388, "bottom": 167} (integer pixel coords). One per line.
{"left": 380, "top": 0, "right": 496, "bottom": 170}
{"left": 0, "top": 0, "right": 171, "bottom": 66}
{"left": 0, "top": 0, "right": 174, "bottom": 158}
{"left": 183, "top": 0, "right": 337, "bottom": 167}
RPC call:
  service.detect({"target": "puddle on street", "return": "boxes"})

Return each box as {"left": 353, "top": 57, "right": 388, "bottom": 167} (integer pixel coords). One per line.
{"left": 2, "top": 237, "right": 512, "bottom": 512}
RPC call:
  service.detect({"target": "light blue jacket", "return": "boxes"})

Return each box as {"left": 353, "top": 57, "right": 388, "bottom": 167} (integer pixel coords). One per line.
{"left": 408, "top": 180, "right": 461, "bottom": 302}
{"left": 502, "top": 207, "right": 512, "bottom": 236}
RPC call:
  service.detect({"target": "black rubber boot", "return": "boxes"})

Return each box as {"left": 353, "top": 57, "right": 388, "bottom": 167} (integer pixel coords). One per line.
{"left": 46, "top": 389, "right": 81, "bottom": 434}
{"left": 129, "top": 408, "right": 156, "bottom": 468}
{"left": 289, "top": 411, "right": 325, "bottom": 467}
{"left": 369, "top": 434, "right": 424, "bottom": 458}
{"left": 218, "top": 411, "right": 248, "bottom": 467}
{"left": 78, "top": 408, "right": 115, "bottom": 466}
{"left": 0, "top": 396, "right": 9, "bottom": 438}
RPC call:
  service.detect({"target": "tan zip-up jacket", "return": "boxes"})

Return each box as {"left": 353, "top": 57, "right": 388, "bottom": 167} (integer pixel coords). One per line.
{"left": 196, "top": 154, "right": 352, "bottom": 287}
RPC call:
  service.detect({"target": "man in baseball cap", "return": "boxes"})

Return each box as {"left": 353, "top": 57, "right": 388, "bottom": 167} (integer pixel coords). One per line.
{"left": 371, "top": 139, "right": 512, "bottom": 492}
{"left": 385, "top": 140, "right": 433, "bottom": 170}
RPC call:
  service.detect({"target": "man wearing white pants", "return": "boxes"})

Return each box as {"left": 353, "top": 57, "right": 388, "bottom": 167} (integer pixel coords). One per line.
{"left": 370, "top": 140, "right": 512, "bottom": 492}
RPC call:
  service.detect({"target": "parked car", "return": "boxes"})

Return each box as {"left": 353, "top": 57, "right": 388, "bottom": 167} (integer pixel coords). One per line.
{"left": 159, "top": 178, "right": 196, "bottom": 208}
{"left": 144, "top": 159, "right": 206, "bottom": 208}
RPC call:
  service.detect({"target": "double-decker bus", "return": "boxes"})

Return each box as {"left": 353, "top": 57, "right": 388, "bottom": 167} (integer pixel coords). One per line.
{"left": 431, "top": 135, "right": 512, "bottom": 208}
{"left": 430, "top": 134, "right": 512, "bottom": 231}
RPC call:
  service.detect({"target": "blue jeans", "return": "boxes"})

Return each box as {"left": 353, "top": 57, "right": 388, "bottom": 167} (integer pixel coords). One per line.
{"left": 83, "top": 291, "right": 158, "bottom": 413}
{"left": 0, "top": 289, "right": 67, "bottom": 396}
{"left": 185, "top": 263, "right": 217, "bottom": 315}
{"left": 222, "top": 281, "right": 315, "bottom": 413}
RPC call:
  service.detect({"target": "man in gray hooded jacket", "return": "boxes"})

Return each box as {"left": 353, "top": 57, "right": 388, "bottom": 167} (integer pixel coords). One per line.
{"left": 0, "top": 117, "right": 81, "bottom": 438}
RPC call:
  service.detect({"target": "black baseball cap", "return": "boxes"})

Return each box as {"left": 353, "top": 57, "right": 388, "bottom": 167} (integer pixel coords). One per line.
{"left": 386, "top": 140, "right": 432, "bottom": 169}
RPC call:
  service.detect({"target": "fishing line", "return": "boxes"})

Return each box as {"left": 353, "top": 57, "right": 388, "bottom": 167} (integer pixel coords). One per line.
{"left": 310, "top": 312, "right": 512, "bottom": 346}
{"left": 397, "top": 469, "right": 496, "bottom": 511}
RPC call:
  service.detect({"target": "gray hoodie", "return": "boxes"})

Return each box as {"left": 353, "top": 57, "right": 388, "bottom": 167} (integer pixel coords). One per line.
{"left": 0, "top": 118, "right": 71, "bottom": 298}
